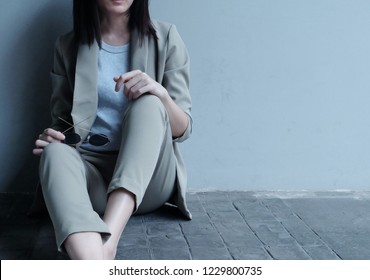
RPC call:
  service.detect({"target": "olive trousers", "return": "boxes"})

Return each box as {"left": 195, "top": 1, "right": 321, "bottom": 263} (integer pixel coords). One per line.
{"left": 39, "top": 95, "right": 176, "bottom": 251}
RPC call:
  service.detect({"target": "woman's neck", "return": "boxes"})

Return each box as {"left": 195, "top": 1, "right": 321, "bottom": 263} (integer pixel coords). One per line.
{"left": 100, "top": 15, "right": 130, "bottom": 46}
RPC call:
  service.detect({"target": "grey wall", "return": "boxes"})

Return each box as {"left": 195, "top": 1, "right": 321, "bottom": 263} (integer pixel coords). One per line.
{"left": 151, "top": 0, "right": 370, "bottom": 191}
{"left": 1, "top": 0, "right": 370, "bottom": 193}
{"left": 0, "top": 1, "right": 72, "bottom": 192}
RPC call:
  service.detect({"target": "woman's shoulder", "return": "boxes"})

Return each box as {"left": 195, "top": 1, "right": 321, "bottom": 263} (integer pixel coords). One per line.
{"left": 54, "top": 31, "right": 77, "bottom": 51}
{"left": 151, "top": 19, "right": 183, "bottom": 44}
{"left": 151, "top": 19, "right": 173, "bottom": 31}
{"left": 52, "top": 31, "right": 79, "bottom": 66}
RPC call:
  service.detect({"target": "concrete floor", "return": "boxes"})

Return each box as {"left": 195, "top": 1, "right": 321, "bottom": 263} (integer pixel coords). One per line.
{"left": 1, "top": 191, "right": 370, "bottom": 260}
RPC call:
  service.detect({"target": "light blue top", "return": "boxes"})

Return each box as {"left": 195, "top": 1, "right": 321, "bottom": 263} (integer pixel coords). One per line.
{"left": 80, "top": 41, "right": 129, "bottom": 152}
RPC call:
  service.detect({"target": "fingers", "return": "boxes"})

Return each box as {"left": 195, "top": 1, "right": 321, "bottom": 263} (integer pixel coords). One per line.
{"left": 114, "top": 76, "right": 123, "bottom": 92}
{"left": 42, "top": 128, "right": 65, "bottom": 141}
{"left": 33, "top": 139, "right": 49, "bottom": 157}
{"left": 33, "top": 128, "right": 65, "bottom": 156}
{"left": 32, "top": 148, "right": 44, "bottom": 156}
{"left": 114, "top": 70, "right": 142, "bottom": 92}
{"left": 125, "top": 73, "right": 151, "bottom": 100}
{"left": 114, "top": 70, "right": 164, "bottom": 100}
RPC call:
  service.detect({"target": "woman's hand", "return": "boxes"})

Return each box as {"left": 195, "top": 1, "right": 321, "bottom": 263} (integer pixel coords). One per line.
{"left": 33, "top": 128, "right": 65, "bottom": 156}
{"left": 114, "top": 70, "right": 189, "bottom": 138}
{"left": 114, "top": 70, "right": 168, "bottom": 101}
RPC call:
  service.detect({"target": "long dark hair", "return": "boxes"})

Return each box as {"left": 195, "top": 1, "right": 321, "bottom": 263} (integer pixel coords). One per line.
{"left": 73, "top": 0, "right": 157, "bottom": 47}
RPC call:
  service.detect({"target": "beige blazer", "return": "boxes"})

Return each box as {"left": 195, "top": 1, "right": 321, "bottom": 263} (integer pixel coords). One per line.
{"left": 49, "top": 20, "right": 192, "bottom": 219}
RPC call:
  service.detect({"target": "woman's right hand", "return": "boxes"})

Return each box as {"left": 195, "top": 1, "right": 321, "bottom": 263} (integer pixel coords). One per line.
{"left": 33, "top": 128, "right": 65, "bottom": 156}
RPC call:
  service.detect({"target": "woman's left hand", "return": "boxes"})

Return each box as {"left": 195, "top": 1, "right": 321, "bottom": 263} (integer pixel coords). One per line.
{"left": 114, "top": 70, "right": 168, "bottom": 101}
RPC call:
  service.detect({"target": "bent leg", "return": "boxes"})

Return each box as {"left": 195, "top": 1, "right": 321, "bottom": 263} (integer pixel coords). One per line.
{"left": 39, "top": 142, "right": 111, "bottom": 255}
{"left": 109, "top": 95, "right": 176, "bottom": 211}
{"left": 104, "top": 95, "right": 176, "bottom": 259}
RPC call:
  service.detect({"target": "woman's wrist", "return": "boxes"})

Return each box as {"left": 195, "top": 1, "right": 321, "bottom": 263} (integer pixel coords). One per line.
{"left": 158, "top": 87, "right": 170, "bottom": 104}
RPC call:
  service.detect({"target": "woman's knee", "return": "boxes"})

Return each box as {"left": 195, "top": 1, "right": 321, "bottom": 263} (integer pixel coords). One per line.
{"left": 129, "top": 95, "right": 167, "bottom": 119}
{"left": 43, "top": 142, "right": 70, "bottom": 155}
{"left": 40, "top": 142, "right": 79, "bottom": 167}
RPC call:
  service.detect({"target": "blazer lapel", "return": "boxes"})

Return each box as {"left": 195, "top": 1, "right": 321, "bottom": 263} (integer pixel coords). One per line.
{"left": 130, "top": 28, "right": 149, "bottom": 73}
{"left": 71, "top": 42, "right": 99, "bottom": 143}
{"left": 71, "top": 30, "right": 155, "bottom": 144}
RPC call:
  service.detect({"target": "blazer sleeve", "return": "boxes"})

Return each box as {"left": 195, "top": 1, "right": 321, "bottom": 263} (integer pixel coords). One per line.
{"left": 49, "top": 36, "right": 74, "bottom": 132}
{"left": 162, "top": 25, "right": 193, "bottom": 143}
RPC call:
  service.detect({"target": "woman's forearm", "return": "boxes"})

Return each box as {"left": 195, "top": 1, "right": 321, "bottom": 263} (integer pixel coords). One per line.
{"left": 160, "top": 92, "right": 189, "bottom": 138}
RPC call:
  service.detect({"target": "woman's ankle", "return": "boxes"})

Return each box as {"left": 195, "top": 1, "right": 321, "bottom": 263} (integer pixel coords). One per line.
{"left": 103, "top": 241, "right": 117, "bottom": 260}
{"left": 65, "top": 232, "right": 104, "bottom": 259}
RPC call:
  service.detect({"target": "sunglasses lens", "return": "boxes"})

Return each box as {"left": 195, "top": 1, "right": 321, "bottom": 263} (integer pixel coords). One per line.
{"left": 63, "top": 133, "right": 81, "bottom": 145}
{"left": 89, "top": 134, "right": 110, "bottom": 146}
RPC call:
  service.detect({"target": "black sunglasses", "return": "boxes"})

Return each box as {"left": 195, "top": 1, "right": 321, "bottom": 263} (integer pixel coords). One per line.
{"left": 59, "top": 117, "right": 110, "bottom": 146}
